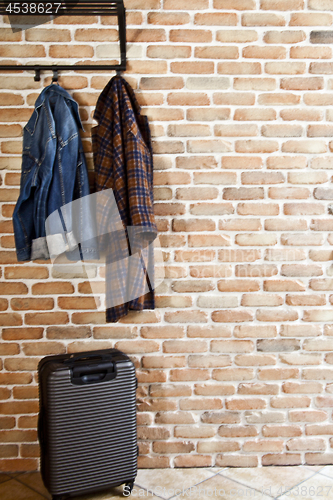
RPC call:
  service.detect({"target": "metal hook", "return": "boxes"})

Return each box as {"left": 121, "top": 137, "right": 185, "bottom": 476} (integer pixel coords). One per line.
{"left": 52, "top": 69, "right": 59, "bottom": 84}
{"left": 34, "top": 67, "right": 41, "bottom": 82}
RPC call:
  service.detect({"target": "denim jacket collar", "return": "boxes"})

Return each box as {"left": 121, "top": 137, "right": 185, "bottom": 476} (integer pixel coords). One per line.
{"left": 26, "top": 83, "right": 83, "bottom": 135}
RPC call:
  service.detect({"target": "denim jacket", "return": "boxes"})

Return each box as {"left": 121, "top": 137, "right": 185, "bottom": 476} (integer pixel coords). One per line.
{"left": 13, "top": 84, "right": 98, "bottom": 262}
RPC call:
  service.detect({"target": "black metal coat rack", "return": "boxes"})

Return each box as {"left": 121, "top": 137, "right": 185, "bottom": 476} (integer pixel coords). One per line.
{"left": 0, "top": 0, "right": 126, "bottom": 81}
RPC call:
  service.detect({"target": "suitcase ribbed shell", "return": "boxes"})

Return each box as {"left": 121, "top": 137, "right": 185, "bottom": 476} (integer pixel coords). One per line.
{"left": 39, "top": 351, "right": 137, "bottom": 497}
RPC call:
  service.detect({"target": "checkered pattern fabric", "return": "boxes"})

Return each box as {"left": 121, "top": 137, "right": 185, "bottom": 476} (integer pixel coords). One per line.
{"left": 92, "top": 75, "right": 157, "bottom": 322}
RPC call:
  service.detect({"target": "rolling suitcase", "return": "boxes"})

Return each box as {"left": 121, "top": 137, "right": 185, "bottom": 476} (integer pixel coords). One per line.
{"left": 38, "top": 348, "right": 138, "bottom": 499}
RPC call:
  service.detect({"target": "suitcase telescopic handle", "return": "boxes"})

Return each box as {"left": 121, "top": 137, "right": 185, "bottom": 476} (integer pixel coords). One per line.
{"left": 65, "top": 352, "right": 114, "bottom": 364}
{"left": 66, "top": 353, "right": 118, "bottom": 385}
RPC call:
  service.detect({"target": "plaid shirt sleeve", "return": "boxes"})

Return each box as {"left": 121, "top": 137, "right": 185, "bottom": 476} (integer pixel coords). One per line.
{"left": 92, "top": 75, "right": 157, "bottom": 323}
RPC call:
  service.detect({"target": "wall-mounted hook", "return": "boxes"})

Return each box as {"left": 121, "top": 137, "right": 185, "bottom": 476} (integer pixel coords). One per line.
{"left": 34, "top": 67, "right": 41, "bottom": 82}
{"left": 52, "top": 69, "right": 59, "bottom": 83}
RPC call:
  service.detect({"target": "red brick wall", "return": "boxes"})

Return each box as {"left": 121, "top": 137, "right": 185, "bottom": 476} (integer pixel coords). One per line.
{"left": 1, "top": 0, "right": 333, "bottom": 471}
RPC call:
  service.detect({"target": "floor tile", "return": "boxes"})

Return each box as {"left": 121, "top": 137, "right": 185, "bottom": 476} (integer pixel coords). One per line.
{"left": 16, "top": 472, "right": 51, "bottom": 499}
{"left": 303, "top": 465, "right": 326, "bottom": 472}
{"left": 74, "top": 484, "right": 159, "bottom": 499}
{"left": 0, "top": 478, "right": 46, "bottom": 500}
{"left": 219, "top": 465, "right": 315, "bottom": 498}
{"left": 0, "top": 474, "right": 11, "bottom": 485}
{"left": 205, "top": 467, "right": 229, "bottom": 474}
{"left": 317, "top": 465, "right": 333, "bottom": 478}
{"left": 171, "top": 474, "right": 274, "bottom": 500}
{"left": 135, "top": 468, "right": 215, "bottom": 500}
{"left": 277, "top": 473, "right": 333, "bottom": 500}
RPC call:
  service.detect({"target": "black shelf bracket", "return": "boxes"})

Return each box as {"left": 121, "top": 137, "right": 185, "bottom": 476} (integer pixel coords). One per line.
{"left": 0, "top": 1, "right": 127, "bottom": 81}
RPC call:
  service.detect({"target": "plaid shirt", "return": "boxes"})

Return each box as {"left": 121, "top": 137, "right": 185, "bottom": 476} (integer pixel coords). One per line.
{"left": 92, "top": 75, "right": 157, "bottom": 322}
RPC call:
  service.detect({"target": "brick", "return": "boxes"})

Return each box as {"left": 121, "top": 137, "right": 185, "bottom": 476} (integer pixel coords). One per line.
{"left": 167, "top": 124, "right": 210, "bottom": 138}
{"left": 304, "top": 310, "right": 333, "bottom": 322}
{"left": 5, "top": 266, "right": 48, "bottom": 280}
{"left": 26, "top": 28, "right": 71, "bottom": 42}
{"left": 213, "top": 89, "right": 255, "bottom": 105}
{"left": 234, "top": 325, "right": 277, "bottom": 338}
{"left": 164, "top": 0, "right": 208, "bottom": 7}
{"left": 0, "top": 445, "right": 18, "bottom": 458}
{"left": 188, "top": 355, "right": 231, "bottom": 368}
{"left": 190, "top": 203, "right": 234, "bottom": 216}
{"left": 171, "top": 61, "right": 214, "bottom": 74}
{"left": 234, "top": 78, "right": 276, "bottom": 91}
{"left": 282, "top": 140, "right": 327, "bottom": 154}
{"left": 175, "top": 249, "right": 216, "bottom": 263}
{"left": 137, "top": 456, "right": 170, "bottom": 468}
{"left": 172, "top": 279, "right": 214, "bottom": 292}
{"left": 188, "top": 234, "right": 231, "bottom": 247}
{"left": 219, "top": 219, "right": 261, "bottom": 232}
{"left": 258, "top": 368, "right": 299, "bottom": 380}
{"left": 174, "top": 426, "right": 215, "bottom": 438}
{"left": 140, "top": 77, "right": 184, "bottom": 90}
{"left": 172, "top": 218, "right": 215, "bottom": 232}
{"left": 262, "top": 453, "right": 301, "bottom": 466}
{"left": 257, "top": 309, "right": 298, "bottom": 322}
{"left": 291, "top": 46, "right": 332, "bottom": 59}
{"left": 311, "top": 279, "right": 333, "bottom": 291}
{"left": 281, "top": 77, "right": 324, "bottom": 91}
{"left": 242, "top": 13, "right": 286, "bottom": 26}
{"left": 284, "top": 203, "right": 325, "bottom": 215}
{"left": 168, "top": 93, "right": 210, "bottom": 107}
{"left": 303, "top": 369, "right": 333, "bottom": 381}
{"left": 0, "top": 417, "right": 15, "bottom": 430}
{"left": 305, "top": 453, "right": 333, "bottom": 465}
{"left": 197, "top": 295, "right": 236, "bottom": 308}
{"left": 290, "top": 13, "right": 332, "bottom": 25}
{"left": 0, "top": 313, "right": 22, "bottom": 327}
{"left": 180, "top": 398, "right": 222, "bottom": 411}
{"left": 154, "top": 203, "right": 185, "bottom": 216}
{"left": 153, "top": 442, "right": 194, "bottom": 454}
{"left": 218, "top": 280, "right": 260, "bottom": 292}
{"left": 155, "top": 412, "right": 195, "bottom": 425}
{"left": 198, "top": 441, "right": 240, "bottom": 453}
{"left": 143, "top": 355, "right": 185, "bottom": 370}
{"left": 188, "top": 325, "right": 232, "bottom": 338}
{"left": 147, "top": 12, "right": 190, "bottom": 25}
{"left": 25, "top": 312, "right": 68, "bottom": 326}
{"left": 282, "top": 111, "right": 324, "bottom": 125}
{"left": 11, "top": 298, "right": 53, "bottom": 311}
{"left": 238, "top": 383, "right": 279, "bottom": 395}
{"left": 235, "top": 140, "right": 278, "bottom": 153}
{"left": 137, "top": 427, "right": 170, "bottom": 441}
{"left": 170, "top": 30, "right": 212, "bottom": 43}
{"left": 235, "top": 108, "right": 276, "bottom": 121}
{"left": 212, "top": 310, "right": 254, "bottom": 323}
{"left": 241, "top": 294, "right": 283, "bottom": 307}
{"left": 213, "top": 368, "right": 254, "bottom": 381}
{"left": 136, "top": 370, "right": 167, "bottom": 384}
{"left": 195, "top": 46, "right": 239, "bottom": 60}
{"left": 187, "top": 109, "right": 230, "bottom": 123}
{"left": 174, "top": 456, "right": 212, "bottom": 468}
{"left": 237, "top": 204, "right": 279, "bottom": 216}
{"left": 215, "top": 124, "right": 258, "bottom": 137}
{"left": 176, "top": 156, "right": 218, "bottom": 169}
{"left": 286, "top": 294, "right": 326, "bottom": 306}
{"left": 263, "top": 425, "right": 302, "bottom": 437}
{"left": 215, "top": 0, "right": 256, "bottom": 8}
{"left": 283, "top": 382, "right": 323, "bottom": 393}
{"left": 170, "top": 369, "right": 210, "bottom": 381}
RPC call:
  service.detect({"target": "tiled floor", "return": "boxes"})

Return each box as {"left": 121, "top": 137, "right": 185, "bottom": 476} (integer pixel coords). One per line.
{"left": 2, "top": 465, "right": 333, "bottom": 499}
